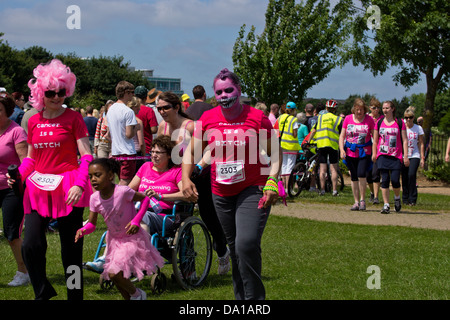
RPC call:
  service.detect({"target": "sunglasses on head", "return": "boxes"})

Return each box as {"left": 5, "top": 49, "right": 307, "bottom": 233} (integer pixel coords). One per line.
{"left": 45, "top": 89, "right": 66, "bottom": 98}
{"left": 157, "top": 105, "right": 173, "bottom": 112}
{"left": 404, "top": 116, "right": 414, "bottom": 120}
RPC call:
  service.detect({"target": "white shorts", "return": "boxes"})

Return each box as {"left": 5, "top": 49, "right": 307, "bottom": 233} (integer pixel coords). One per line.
{"left": 281, "top": 153, "right": 297, "bottom": 176}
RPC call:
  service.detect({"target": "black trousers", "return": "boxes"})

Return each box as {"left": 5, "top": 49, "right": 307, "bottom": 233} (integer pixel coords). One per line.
{"left": 22, "top": 208, "right": 84, "bottom": 300}
{"left": 192, "top": 168, "right": 228, "bottom": 257}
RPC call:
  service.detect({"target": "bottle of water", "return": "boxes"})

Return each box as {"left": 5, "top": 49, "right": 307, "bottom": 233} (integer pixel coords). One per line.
{"left": 308, "top": 159, "right": 316, "bottom": 173}
{"left": 149, "top": 197, "right": 162, "bottom": 214}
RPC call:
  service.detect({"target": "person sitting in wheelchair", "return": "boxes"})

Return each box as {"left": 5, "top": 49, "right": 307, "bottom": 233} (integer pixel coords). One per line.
{"left": 128, "top": 136, "right": 189, "bottom": 235}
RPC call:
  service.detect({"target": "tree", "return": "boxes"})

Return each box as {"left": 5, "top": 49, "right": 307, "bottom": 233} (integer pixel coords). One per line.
{"left": 344, "top": 0, "right": 450, "bottom": 147}
{"left": 232, "top": 0, "right": 354, "bottom": 105}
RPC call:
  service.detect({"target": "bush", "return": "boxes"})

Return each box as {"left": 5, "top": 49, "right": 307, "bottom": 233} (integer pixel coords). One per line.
{"left": 423, "top": 160, "right": 450, "bottom": 183}
{"left": 438, "top": 110, "right": 450, "bottom": 135}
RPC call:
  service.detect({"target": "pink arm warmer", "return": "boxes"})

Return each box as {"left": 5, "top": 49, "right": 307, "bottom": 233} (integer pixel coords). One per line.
{"left": 18, "top": 157, "right": 35, "bottom": 180}
{"left": 131, "top": 197, "right": 150, "bottom": 227}
{"left": 73, "top": 154, "right": 94, "bottom": 189}
{"left": 78, "top": 222, "right": 96, "bottom": 238}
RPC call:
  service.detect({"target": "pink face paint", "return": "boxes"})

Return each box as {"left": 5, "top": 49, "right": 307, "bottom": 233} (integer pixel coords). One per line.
{"left": 214, "top": 78, "right": 241, "bottom": 110}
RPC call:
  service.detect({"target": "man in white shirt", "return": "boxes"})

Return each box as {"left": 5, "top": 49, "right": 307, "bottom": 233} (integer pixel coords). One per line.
{"left": 107, "top": 81, "right": 138, "bottom": 185}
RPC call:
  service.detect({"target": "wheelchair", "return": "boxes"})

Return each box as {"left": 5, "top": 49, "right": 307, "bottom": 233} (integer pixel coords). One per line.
{"left": 86, "top": 201, "right": 213, "bottom": 294}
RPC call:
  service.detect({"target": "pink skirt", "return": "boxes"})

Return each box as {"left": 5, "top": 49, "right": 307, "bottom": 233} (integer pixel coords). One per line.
{"left": 102, "top": 229, "right": 164, "bottom": 281}
{"left": 23, "top": 169, "right": 93, "bottom": 218}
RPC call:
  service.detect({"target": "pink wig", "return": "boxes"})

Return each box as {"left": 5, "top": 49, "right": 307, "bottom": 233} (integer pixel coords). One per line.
{"left": 28, "top": 59, "right": 77, "bottom": 111}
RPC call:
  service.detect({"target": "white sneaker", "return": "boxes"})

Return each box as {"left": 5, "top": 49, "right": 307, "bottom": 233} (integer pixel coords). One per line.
{"left": 218, "top": 248, "right": 231, "bottom": 276}
{"left": 130, "top": 288, "right": 147, "bottom": 300}
{"left": 8, "top": 271, "right": 30, "bottom": 287}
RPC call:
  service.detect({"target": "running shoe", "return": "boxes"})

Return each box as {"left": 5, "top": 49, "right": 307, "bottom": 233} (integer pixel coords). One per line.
{"left": 218, "top": 248, "right": 231, "bottom": 276}
{"left": 350, "top": 203, "right": 359, "bottom": 211}
{"left": 130, "top": 288, "right": 147, "bottom": 300}
{"left": 394, "top": 198, "right": 401, "bottom": 212}
{"left": 359, "top": 200, "right": 366, "bottom": 211}
{"left": 332, "top": 190, "right": 339, "bottom": 196}
{"left": 372, "top": 197, "right": 380, "bottom": 204}
{"left": 319, "top": 190, "right": 326, "bottom": 196}
{"left": 84, "top": 256, "right": 105, "bottom": 273}
{"left": 8, "top": 271, "right": 30, "bottom": 287}
{"left": 381, "top": 204, "right": 390, "bottom": 214}
{"left": 369, "top": 193, "right": 375, "bottom": 203}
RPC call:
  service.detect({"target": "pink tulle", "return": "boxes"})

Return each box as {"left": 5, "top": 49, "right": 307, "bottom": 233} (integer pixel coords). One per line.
{"left": 102, "top": 229, "right": 164, "bottom": 281}
{"left": 23, "top": 168, "right": 92, "bottom": 218}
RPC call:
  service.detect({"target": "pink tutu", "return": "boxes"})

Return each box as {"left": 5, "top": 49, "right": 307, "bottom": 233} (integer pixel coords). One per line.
{"left": 102, "top": 229, "right": 164, "bottom": 281}
{"left": 23, "top": 168, "right": 92, "bottom": 218}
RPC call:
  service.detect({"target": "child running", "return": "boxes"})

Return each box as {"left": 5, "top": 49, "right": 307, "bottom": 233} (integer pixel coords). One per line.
{"left": 75, "top": 158, "right": 164, "bottom": 300}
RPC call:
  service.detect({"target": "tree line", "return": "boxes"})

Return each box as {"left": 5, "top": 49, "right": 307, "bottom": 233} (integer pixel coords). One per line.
{"left": 0, "top": 33, "right": 152, "bottom": 109}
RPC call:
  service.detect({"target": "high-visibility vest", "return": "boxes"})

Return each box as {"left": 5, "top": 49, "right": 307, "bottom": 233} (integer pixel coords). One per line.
{"left": 314, "top": 112, "right": 342, "bottom": 150}
{"left": 279, "top": 114, "right": 301, "bottom": 151}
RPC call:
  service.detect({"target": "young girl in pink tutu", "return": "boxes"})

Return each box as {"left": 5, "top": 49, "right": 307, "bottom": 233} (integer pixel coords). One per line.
{"left": 75, "top": 158, "right": 164, "bottom": 300}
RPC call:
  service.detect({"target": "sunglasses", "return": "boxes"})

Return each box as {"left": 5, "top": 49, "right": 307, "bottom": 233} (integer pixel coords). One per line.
{"left": 45, "top": 89, "right": 66, "bottom": 98}
{"left": 404, "top": 116, "right": 414, "bottom": 120}
{"left": 157, "top": 105, "right": 173, "bottom": 112}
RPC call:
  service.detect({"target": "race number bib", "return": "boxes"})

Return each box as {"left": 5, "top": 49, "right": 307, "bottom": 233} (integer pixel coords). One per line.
{"left": 216, "top": 160, "right": 245, "bottom": 185}
{"left": 29, "top": 172, "right": 64, "bottom": 191}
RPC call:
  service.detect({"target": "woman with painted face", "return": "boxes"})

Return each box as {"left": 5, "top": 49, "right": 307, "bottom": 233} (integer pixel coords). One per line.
{"left": 7, "top": 59, "right": 93, "bottom": 300}
{"left": 156, "top": 91, "right": 231, "bottom": 276}
{"left": 181, "top": 68, "right": 281, "bottom": 300}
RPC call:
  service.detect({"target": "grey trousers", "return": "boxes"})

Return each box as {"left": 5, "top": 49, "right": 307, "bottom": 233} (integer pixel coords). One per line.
{"left": 212, "top": 185, "right": 270, "bottom": 300}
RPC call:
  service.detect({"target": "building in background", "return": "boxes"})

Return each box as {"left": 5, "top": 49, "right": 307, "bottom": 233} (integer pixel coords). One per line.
{"left": 136, "top": 68, "right": 184, "bottom": 96}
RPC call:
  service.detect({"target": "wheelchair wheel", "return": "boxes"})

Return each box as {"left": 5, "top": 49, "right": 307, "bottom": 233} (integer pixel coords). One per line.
{"left": 151, "top": 271, "right": 167, "bottom": 295}
{"left": 99, "top": 274, "right": 114, "bottom": 291}
{"left": 171, "top": 216, "right": 212, "bottom": 290}
{"left": 288, "top": 161, "right": 308, "bottom": 197}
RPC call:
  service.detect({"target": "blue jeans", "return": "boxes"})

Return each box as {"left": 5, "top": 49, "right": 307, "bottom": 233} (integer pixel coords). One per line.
{"left": 212, "top": 185, "right": 270, "bottom": 300}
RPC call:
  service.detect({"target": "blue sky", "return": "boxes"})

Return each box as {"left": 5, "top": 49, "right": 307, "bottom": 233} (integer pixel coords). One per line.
{"left": 0, "top": 0, "right": 426, "bottom": 102}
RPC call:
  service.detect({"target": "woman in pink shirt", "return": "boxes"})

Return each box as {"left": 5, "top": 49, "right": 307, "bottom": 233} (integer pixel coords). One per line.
{"left": 9, "top": 59, "right": 93, "bottom": 300}
{"left": 339, "top": 98, "right": 375, "bottom": 211}
{"left": 181, "top": 68, "right": 281, "bottom": 300}
{"left": 0, "top": 94, "right": 29, "bottom": 287}
{"left": 372, "top": 101, "right": 409, "bottom": 214}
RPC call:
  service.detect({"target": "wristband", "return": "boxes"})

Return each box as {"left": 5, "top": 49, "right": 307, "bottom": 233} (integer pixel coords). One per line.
{"left": 78, "top": 222, "right": 96, "bottom": 238}
{"left": 18, "top": 157, "right": 36, "bottom": 180}
{"left": 131, "top": 196, "right": 150, "bottom": 227}
{"left": 74, "top": 154, "right": 94, "bottom": 189}
{"left": 196, "top": 164, "right": 203, "bottom": 172}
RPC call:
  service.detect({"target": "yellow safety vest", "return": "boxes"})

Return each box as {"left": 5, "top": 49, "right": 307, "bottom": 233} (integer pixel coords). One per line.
{"left": 314, "top": 112, "right": 342, "bottom": 150}
{"left": 279, "top": 114, "right": 301, "bottom": 151}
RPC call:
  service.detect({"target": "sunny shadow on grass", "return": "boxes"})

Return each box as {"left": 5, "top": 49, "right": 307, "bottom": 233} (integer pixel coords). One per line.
{"left": 0, "top": 192, "right": 448, "bottom": 300}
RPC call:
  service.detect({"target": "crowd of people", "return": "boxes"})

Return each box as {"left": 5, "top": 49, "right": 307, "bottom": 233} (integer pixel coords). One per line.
{"left": 0, "top": 58, "right": 447, "bottom": 301}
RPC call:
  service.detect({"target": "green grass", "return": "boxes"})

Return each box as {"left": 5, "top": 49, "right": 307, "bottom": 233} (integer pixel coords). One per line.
{"left": 0, "top": 190, "right": 448, "bottom": 300}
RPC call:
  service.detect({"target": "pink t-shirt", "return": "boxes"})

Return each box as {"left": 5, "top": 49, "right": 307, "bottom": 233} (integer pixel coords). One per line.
{"left": 0, "top": 121, "right": 27, "bottom": 189}
{"left": 375, "top": 118, "right": 406, "bottom": 160}
{"left": 195, "top": 104, "right": 274, "bottom": 197}
{"left": 90, "top": 185, "right": 136, "bottom": 238}
{"left": 343, "top": 114, "right": 375, "bottom": 158}
{"left": 27, "top": 108, "right": 89, "bottom": 174}
{"left": 135, "top": 162, "right": 182, "bottom": 210}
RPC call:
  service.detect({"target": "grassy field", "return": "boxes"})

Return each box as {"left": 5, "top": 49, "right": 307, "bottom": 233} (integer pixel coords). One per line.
{"left": 0, "top": 189, "right": 448, "bottom": 301}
